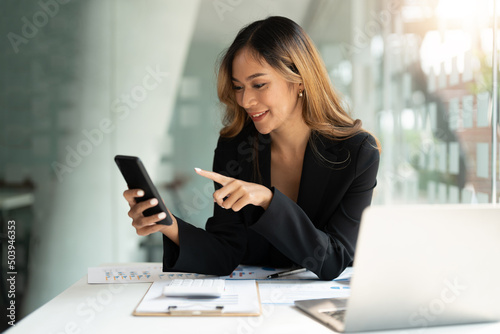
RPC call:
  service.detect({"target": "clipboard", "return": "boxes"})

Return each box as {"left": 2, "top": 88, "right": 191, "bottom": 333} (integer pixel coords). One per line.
{"left": 133, "top": 280, "right": 261, "bottom": 317}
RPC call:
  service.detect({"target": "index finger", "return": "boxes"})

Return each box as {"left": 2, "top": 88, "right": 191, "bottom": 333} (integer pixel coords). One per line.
{"left": 194, "top": 168, "right": 232, "bottom": 186}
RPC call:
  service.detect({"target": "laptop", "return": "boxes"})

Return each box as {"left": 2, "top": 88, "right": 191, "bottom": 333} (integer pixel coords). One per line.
{"left": 295, "top": 204, "right": 500, "bottom": 332}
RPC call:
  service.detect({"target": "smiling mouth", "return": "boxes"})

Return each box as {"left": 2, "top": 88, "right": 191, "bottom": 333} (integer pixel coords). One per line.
{"left": 250, "top": 110, "right": 268, "bottom": 118}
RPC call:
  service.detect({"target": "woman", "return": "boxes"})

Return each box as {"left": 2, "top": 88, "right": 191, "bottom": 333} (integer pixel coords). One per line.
{"left": 124, "top": 16, "right": 380, "bottom": 280}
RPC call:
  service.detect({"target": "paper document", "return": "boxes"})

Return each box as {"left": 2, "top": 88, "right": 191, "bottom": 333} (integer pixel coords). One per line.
{"left": 87, "top": 264, "right": 212, "bottom": 283}
{"left": 133, "top": 279, "right": 261, "bottom": 316}
{"left": 258, "top": 280, "right": 351, "bottom": 305}
{"left": 335, "top": 267, "right": 353, "bottom": 281}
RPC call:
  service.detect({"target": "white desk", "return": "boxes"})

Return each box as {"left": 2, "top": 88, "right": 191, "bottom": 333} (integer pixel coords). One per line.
{"left": 6, "top": 274, "right": 500, "bottom": 334}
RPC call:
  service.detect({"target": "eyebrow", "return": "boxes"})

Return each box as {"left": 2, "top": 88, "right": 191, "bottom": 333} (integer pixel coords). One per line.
{"left": 231, "top": 73, "right": 268, "bottom": 82}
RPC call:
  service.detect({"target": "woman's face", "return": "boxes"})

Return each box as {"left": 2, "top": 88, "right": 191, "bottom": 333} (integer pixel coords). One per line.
{"left": 231, "top": 47, "right": 303, "bottom": 135}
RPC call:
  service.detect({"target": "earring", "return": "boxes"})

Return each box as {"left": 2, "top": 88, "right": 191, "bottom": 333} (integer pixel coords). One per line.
{"left": 298, "top": 90, "right": 303, "bottom": 97}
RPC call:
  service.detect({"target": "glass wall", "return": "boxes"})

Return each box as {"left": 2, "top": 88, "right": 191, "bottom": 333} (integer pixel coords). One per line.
{"left": 369, "top": 0, "right": 499, "bottom": 205}
{"left": 299, "top": 0, "right": 499, "bottom": 205}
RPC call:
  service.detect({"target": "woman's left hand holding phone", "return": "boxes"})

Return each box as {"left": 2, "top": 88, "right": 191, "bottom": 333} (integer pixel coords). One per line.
{"left": 123, "top": 189, "right": 179, "bottom": 245}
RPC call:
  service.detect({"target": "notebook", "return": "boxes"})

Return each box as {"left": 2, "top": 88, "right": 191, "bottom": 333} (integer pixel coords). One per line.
{"left": 295, "top": 204, "right": 500, "bottom": 332}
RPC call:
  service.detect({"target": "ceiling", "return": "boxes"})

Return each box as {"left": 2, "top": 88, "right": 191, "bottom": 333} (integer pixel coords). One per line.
{"left": 191, "top": 0, "right": 352, "bottom": 47}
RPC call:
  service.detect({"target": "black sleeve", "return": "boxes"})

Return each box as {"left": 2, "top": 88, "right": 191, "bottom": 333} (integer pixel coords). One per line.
{"left": 162, "top": 141, "right": 248, "bottom": 276}
{"left": 249, "top": 137, "right": 380, "bottom": 280}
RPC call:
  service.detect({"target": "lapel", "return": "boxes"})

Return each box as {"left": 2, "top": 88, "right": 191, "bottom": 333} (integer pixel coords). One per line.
{"left": 296, "top": 134, "right": 339, "bottom": 221}
{"left": 258, "top": 132, "right": 340, "bottom": 221}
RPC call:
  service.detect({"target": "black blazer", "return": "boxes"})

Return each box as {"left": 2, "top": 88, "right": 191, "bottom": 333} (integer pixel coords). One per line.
{"left": 163, "top": 124, "right": 380, "bottom": 280}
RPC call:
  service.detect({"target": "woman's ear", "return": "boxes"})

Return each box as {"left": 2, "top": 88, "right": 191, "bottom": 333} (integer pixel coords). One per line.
{"left": 298, "top": 82, "right": 304, "bottom": 93}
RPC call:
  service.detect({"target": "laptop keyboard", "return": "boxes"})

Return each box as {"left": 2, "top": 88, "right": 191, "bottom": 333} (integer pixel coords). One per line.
{"left": 322, "top": 309, "right": 346, "bottom": 323}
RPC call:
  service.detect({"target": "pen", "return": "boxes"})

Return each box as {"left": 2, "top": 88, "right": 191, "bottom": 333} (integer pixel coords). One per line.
{"left": 267, "top": 268, "right": 307, "bottom": 279}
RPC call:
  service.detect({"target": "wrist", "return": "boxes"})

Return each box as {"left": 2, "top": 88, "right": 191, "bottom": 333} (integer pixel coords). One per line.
{"left": 260, "top": 187, "right": 274, "bottom": 210}
{"left": 160, "top": 215, "right": 179, "bottom": 245}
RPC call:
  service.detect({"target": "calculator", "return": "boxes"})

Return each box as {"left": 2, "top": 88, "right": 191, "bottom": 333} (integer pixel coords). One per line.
{"left": 162, "top": 279, "right": 225, "bottom": 298}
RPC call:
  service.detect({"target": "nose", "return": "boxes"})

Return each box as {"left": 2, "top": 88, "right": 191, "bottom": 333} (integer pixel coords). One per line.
{"left": 239, "top": 89, "right": 257, "bottom": 109}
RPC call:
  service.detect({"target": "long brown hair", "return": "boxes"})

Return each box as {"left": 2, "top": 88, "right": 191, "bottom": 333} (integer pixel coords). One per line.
{"left": 217, "top": 16, "right": 379, "bottom": 175}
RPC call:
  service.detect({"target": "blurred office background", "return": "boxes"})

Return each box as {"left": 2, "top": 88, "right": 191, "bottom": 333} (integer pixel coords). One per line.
{"left": 0, "top": 0, "right": 498, "bottom": 329}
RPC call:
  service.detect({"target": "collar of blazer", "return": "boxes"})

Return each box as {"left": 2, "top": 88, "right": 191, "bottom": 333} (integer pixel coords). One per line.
{"left": 297, "top": 133, "right": 341, "bottom": 220}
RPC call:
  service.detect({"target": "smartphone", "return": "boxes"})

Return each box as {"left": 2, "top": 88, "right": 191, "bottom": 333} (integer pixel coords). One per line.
{"left": 114, "top": 155, "right": 172, "bottom": 226}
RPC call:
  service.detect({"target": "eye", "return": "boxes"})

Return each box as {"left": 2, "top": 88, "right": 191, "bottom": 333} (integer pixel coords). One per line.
{"left": 253, "top": 83, "right": 266, "bottom": 89}
{"left": 232, "top": 85, "right": 243, "bottom": 91}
